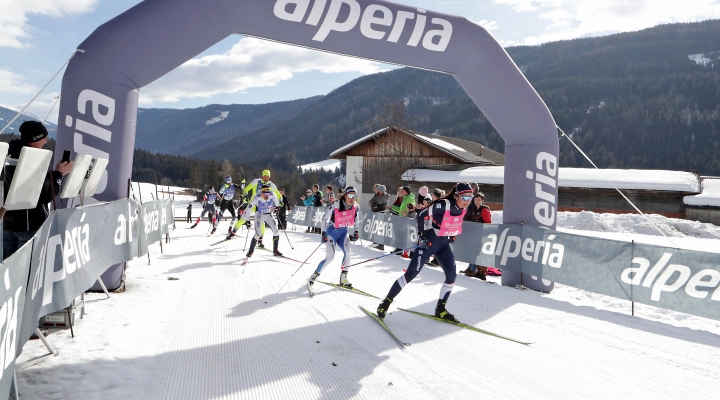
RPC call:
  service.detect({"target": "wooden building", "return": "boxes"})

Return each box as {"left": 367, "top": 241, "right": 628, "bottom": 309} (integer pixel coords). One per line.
{"left": 328, "top": 127, "right": 503, "bottom": 201}
{"left": 684, "top": 177, "right": 720, "bottom": 224}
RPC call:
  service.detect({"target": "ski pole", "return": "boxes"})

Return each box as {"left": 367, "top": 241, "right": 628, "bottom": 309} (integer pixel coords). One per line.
{"left": 282, "top": 227, "right": 294, "bottom": 249}
{"left": 276, "top": 242, "right": 323, "bottom": 294}
{"left": 347, "top": 245, "right": 420, "bottom": 268}
{"left": 243, "top": 223, "right": 250, "bottom": 251}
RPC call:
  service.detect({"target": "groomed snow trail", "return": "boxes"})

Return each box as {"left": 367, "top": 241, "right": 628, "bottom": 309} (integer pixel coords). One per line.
{"left": 15, "top": 204, "right": 720, "bottom": 399}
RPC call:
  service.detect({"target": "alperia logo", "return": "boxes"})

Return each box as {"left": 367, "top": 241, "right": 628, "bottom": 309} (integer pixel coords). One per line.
{"left": 274, "top": 0, "right": 453, "bottom": 52}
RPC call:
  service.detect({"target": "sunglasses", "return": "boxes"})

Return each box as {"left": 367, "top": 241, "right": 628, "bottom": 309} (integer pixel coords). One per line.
{"left": 346, "top": 193, "right": 357, "bottom": 199}
{"left": 460, "top": 195, "right": 473, "bottom": 201}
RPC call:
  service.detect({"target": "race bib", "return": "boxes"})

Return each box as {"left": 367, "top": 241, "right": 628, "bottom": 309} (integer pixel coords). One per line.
{"left": 333, "top": 208, "right": 356, "bottom": 229}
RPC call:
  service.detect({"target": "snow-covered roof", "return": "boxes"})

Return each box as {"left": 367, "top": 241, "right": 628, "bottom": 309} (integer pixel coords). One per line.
{"left": 300, "top": 159, "right": 342, "bottom": 172}
{"left": 684, "top": 179, "right": 720, "bottom": 207}
{"left": 403, "top": 166, "right": 700, "bottom": 193}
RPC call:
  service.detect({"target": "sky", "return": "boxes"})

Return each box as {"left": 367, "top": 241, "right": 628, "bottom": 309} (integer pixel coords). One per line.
{"left": 1, "top": 0, "right": 720, "bottom": 125}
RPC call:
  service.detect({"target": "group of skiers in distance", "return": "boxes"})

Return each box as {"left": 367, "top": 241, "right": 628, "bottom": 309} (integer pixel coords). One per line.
{"left": 187, "top": 173, "right": 493, "bottom": 323}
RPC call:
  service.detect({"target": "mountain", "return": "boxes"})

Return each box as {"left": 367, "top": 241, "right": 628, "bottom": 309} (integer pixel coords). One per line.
{"left": 0, "top": 105, "right": 58, "bottom": 138}
{"left": 134, "top": 20, "right": 720, "bottom": 174}
{"left": 135, "top": 97, "right": 321, "bottom": 155}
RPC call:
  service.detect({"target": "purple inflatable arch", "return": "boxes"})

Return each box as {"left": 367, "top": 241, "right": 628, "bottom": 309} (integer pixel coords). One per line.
{"left": 56, "top": 0, "right": 558, "bottom": 291}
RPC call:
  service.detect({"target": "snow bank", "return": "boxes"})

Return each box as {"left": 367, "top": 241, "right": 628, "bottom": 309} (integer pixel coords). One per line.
{"left": 300, "top": 159, "right": 342, "bottom": 172}
{"left": 405, "top": 166, "right": 700, "bottom": 192}
{"left": 684, "top": 179, "right": 720, "bottom": 207}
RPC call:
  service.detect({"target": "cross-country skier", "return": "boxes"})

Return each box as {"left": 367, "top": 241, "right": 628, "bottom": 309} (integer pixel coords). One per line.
{"left": 376, "top": 183, "right": 474, "bottom": 321}
{"left": 217, "top": 175, "right": 244, "bottom": 232}
{"left": 190, "top": 187, "right": 217, "bottom": 229}
{"left": 245, "top": 184, "right": 282, "bottom": 257}
{"left": 307, "top": 186, "right": 360, "bottom": 291}
{"left": 226, "top": 170, "right": 282, "bottom": 244}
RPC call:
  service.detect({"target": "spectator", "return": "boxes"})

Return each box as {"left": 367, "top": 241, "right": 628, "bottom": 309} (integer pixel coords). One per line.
{"left": 301, "top": 189, "right": 314, "bottom": 233}
{"left": 461, "top": 193, "right": 492, "bottom": 280}
{"left": 3, "top": 121, "right": 73, "bottom": 259}
{"left": 368, "top": 184, "right": 389, "bottom": 213}
{"left": 470, "top": 182, "right": 479, "bottom": 194}
{"left": 417, "top": 186, "right": 429, "bottom": 205}
{"left": 312, "top": 184, "right": 323, "bottom": 233}
{"left": 186, "top": 203, "right": 193, "bottom": 223}
{"left": 368, "top": 184, "right": 389, "bottom": 250}
{"left": 389, "top": 186, "right": 415, "bottom": 217}
{"left": 277, "top": 188, "right": 290, "bottom": 230}
{"left": 431, "top": 188, "right": 445, "bottom": 201}
{"left": 337, "top": 187, "right": 344, "bottom": 200}
{"left": 324, "top": 185, "right": 335, "bottom": 207}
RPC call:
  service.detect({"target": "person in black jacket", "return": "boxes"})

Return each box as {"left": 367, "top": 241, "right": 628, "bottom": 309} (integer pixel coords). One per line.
{"left": 3, "top": 121, "right": 73, "bottom": 259}
{"left": 312, "top": 184, "right": 323, "bottom": 233}
{"left": 277, "top": 188, "right": 290, "bottom": 229}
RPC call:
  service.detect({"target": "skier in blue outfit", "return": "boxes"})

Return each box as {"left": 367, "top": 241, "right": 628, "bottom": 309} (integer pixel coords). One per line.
{"left": 376, "top": 183, "right": 474, "bottom": 321}
{"left": 190, "top": 187, "right": 217, "bottom": 229}
{"left": 307, "top": 186, "right": 360, "bottom": 291}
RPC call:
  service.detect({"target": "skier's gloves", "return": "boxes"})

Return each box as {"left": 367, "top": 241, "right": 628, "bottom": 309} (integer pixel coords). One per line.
{"left": 419, "top": 238, "right": 429, "bottom": 249}
{"left": 321, "top": 232, "right": 328, "bottom": 243}
{"left": 349, "top": 231, "right": 359, "bottom": 242}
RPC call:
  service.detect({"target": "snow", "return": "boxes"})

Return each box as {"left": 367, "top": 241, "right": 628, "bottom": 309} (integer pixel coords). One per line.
{"left": 689, "top": 53, "right": 712, "bottom": 65}
{"left": 684, "top": 179, "right": 720, "bottom": 207}
{"left": 300, "top": 159, "right": 342, "bottom": 172}
{"left": 405, "top": 166, "right": 700, "bottom": 192}
{"left": 14, "top": 200, "right": 720, "bottom": 398}
{"left": 417, "top": 137, "right": 467, "bottom": 152}
{"left": 205, "top": 111, "right": 229, "bottom": 125}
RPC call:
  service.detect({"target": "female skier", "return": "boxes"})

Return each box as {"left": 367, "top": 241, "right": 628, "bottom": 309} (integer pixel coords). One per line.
{"left": 376, "top": 183, "right": 474, "bottom": 321}
{"left": 307, "top": 186, "right": 360, "bottom": 292}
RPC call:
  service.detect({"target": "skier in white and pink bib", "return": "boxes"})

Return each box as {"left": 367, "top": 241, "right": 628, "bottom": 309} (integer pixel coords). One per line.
{"left": 376, "top": 182, "right": 474, "bottom": 321}
{"left": 308, "top": 186, "right": 361, "bottom": 290}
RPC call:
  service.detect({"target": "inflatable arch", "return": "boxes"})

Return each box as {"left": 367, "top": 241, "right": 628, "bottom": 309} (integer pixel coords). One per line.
{"left": 56, "top": 0, "right": 559, "bottom": 291}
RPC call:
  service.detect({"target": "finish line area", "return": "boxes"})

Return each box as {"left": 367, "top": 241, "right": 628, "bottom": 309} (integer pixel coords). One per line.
{"left": 15, "top": 199, "right": 720, "bottom": 399}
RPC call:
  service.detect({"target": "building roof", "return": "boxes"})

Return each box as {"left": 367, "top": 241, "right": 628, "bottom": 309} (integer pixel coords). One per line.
{"left": 684, "top": 178, "right": 720, "bottom": 206}
{"left": 329, "top": 127, "right": 504, "bottom": 165}
{"left": 403, "top": 166, "right": 701, "bottom": 193}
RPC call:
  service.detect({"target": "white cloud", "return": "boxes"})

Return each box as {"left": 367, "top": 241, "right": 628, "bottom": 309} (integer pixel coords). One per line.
{"left": 140, "top": 37, "right": 386, "bottom": 104}
{"left": 0, "top": 0, "right": 97, "bottom": 47}
{"left": 0, "top": 68, "right": 38, "bottom": 96}
{"left": 496, "top": 0, "right": 720, "bottom": 45}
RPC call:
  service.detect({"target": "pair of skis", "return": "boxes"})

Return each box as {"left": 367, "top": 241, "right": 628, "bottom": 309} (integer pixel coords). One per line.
{"left": 308, "top": 281, "right": 379, "bottom": 299}
{"left": 361, "top": 306, "right": 531, "bottom": 347}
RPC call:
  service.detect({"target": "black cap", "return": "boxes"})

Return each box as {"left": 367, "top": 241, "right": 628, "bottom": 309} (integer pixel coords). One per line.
{"left": 20, "top": 121, "right": 48, "bottom": 144}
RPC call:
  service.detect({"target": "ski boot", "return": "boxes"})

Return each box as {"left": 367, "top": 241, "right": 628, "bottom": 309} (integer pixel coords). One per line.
{"left": 376, "top": 297, "right": 393, "bottom": 320}
{"left": 257, "top": 238, "right": 265, "bottom": 249}
{"left": 211, "top": 227, "right": 217, "bottom": 235}
{"left": 225, "top": 230, "right": 235, "bottom": 241}
{"left": 339, "top": 270, "right": 352, "bottom": 288}
{"left": 272, "top": 236, "right": 282, "bottom": 256}
{"left": 228, "top": 225, "right": 233, "bottom": 234}
{"left": 308, "top": 271, "right": 319, "bottom": 287}
{"left": 435, "top": 300, "right": 457, "bottom": 321}
{"left": 246, "top": 238, "right": 257, "bottom": 258}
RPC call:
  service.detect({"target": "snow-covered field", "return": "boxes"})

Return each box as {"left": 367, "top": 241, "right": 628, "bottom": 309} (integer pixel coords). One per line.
{"left": 15, "top": 197, "right": 720, "bottom": 399}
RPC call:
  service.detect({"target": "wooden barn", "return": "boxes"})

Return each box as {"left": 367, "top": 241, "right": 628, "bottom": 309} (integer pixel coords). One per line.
{"left": 402, "top": 166, "right": 703, "bottom": 220}
{"left": 328, "top": 126, "right": 503, "bottom": 202}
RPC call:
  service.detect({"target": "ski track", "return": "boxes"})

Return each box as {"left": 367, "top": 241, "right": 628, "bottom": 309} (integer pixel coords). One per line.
{"left": 13, "top": 196, "right": 720, "bottom": 399}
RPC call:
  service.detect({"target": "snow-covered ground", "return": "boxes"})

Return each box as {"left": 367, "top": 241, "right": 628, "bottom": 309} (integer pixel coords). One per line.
{"left": 300, "top": 160, "right": 343, "bottom": 172}
{"left": 15, "top": 199, "right": 720, "bottom": 399}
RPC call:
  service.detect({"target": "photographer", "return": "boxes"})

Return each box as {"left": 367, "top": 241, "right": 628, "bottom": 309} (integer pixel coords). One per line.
{"left": 3, "top": 121, "right": 73, "bottom": 259}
